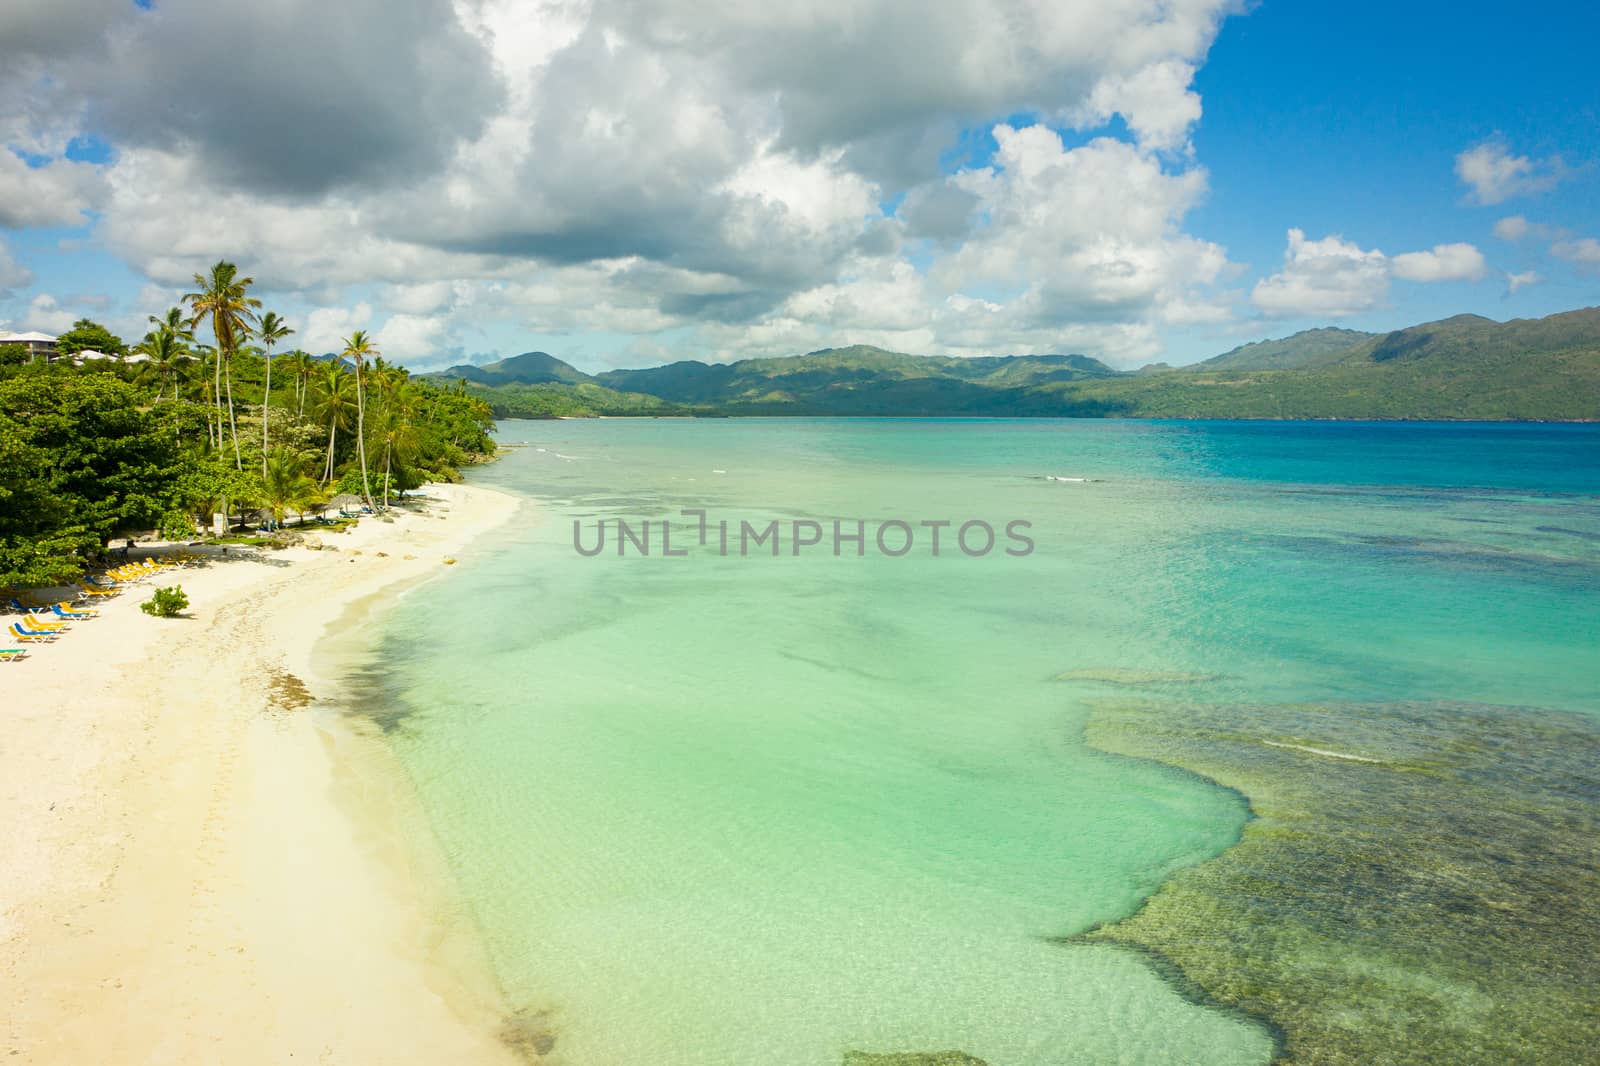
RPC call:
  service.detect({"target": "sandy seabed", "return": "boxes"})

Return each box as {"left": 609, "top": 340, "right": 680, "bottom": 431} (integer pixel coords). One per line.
{"left": 1, "top": 483, "right": 526, "bottom": 1065}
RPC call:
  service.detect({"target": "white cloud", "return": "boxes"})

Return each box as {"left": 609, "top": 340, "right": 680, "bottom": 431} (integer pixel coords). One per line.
{"left": 0, "top": 150, "right": 105, "bottom": 228}
{"left": 1391, "top": 242, "right": 1486, "bottom": 283}
{"left": 1551, "top": 237, "right": 1600, "bottom": 267}
{"left": 1073, "top": 60, "right": 1203, "bottom": 153}
{"left": 1455, "top": 141, "right": 1565, "bottom": 205}
{"left": 1506, "top": 270, "right": 1541, "bottom": 294}
{"left": 21, "top": 293, "right": 78, "bottom": 333}
{"left": 1251, "top": 229, "right": 1389, "bottom": 318}
{"left": 1493, "top": 215, "right": 1530, "bottom": 241}
{"left": 374, "top": 313, "right": 450, "bottom": 360}
{"left": 1492, "top": 215, "right": 1564, "bottom": 243}
{"left": 300, "top": 303, "right": 373, "bottom": 355}
{"left": 4, "top": 0, "right": 1248, "bottom": 366}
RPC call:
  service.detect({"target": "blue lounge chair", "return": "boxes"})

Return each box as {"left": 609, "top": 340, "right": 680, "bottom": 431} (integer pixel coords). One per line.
{"left": 52, "top": 603, "right": 97, "bottom": 620}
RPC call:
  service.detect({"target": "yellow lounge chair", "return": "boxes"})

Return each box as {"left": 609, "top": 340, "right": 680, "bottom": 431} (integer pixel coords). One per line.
{"left": 0, "top": 648, "right": 27, "bottom": 662}
{"left": 8, "top": 624, "right": 57, "bottom": 643}
{"left": 16, "top": 615, "right": 68, "bottom": 633}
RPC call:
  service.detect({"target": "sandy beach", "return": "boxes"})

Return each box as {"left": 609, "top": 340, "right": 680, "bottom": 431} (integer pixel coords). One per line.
{"left": 1, "top": 482, "right": 525, "bottom": 1065}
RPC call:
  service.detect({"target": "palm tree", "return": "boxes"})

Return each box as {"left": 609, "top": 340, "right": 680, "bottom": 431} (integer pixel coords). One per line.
{"left": 310, "top": 363, "right": 355, "bottom": 484}
{"left": 283, "top": 349, "right": 315, "bottom": 417}
{"left": 341, "top": 330, "right": 379, "bottom": 510}
{"left": 149, "top": 306, "right": 194, "bottom": 342}
{"left": 131, "top": 327, "right": 192, "bottom": 401}
{"left": 183, "top": 261, "right": 260, "bottom": 470}
{"left": 374, "top": 384, "right": 423, "bottom": 508}
{"left": 262, "top": 448, "right": 321, "bottom": 528}
{"left": 255, "top": 311, "right": 294, "bottom": 480}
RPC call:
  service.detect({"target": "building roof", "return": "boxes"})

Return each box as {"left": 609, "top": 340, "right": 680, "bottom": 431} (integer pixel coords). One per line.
{"left": 0, "top": 331, "right": 58, "bottom": 343}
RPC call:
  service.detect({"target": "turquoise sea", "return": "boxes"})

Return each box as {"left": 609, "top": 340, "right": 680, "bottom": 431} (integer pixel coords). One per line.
{"left": 364, "top": 419, "right": 1600, "bottom": 1065}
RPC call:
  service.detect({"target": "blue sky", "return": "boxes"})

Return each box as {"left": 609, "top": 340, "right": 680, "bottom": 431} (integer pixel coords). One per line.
{"left": 1, "top": 0, "right": 1597, "bottom": 370}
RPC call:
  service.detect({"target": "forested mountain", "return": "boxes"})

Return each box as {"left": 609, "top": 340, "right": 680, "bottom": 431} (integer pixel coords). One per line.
{"left": 428, "top": 308, "right": 1600, "bottom": 421}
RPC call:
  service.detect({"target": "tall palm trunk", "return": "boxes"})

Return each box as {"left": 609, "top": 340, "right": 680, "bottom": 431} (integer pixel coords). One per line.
{"left": 325, "top": 422, "right": 338, "bottom": 483}
{"left": 261, "top": 354, "right": 273, "bottom": 480}
{"left": 355, "top": 360, "right": 374, "bottom": 509}
{"left": 213, "top": 350, "right": 223, "bottom": 450}
{"left": 382, "top": 441, "right": 393, "bottom": 508}
{"left": 224, "top": 352, "right": 241, "bottom": 469}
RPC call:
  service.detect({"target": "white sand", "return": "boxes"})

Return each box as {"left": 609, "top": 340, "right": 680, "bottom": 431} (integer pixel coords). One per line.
{"left": 0, "top": 483, "right": 526, "bottom": 1065}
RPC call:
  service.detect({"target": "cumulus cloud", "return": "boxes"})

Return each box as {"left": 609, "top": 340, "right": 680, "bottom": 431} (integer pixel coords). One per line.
{"left": 301, "top": 303, "right": 373, "bottom": 355}
{"left": 1506, "top": 270, "right": 1541, "bottom": 294}
{"left": 1251, "top": 230, "right": 1389, "bottom": 318}
{"left": 1391, "top": 242, "right": 1487, "bottom": 283}
{"left": 21, "top": 293, "right": 78, "bottom": 333}
{"left": 1455, "top": 141, "right": 1566, "bottom": 205}
{"left": 1551, "top": 237, "right": 1600, "bottom": 267}
{"left": 0, "top": 151, "right": 105, "bottom": 228}
{"left": 80, "top": 0, "right": 503, "bottom": 198}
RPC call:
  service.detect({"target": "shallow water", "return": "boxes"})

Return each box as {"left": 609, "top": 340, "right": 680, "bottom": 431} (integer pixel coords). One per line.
{"left": 367, "top": 419, "right": 1599, "bottom": 1065}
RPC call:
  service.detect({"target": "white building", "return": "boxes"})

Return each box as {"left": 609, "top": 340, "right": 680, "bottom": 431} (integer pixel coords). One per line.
{"left": 0, "top": 330, "right": 58, "bottom": 361}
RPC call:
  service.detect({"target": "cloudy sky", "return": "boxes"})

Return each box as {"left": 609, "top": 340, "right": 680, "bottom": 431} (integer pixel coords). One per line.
{"left": 2, "top": 0, "right": 1597, "bottom": 370}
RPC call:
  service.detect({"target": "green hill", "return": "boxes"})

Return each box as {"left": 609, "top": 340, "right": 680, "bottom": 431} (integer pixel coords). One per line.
{"left": 1191, "top": 327, "right": 1376, "bottom": 371}
{"left": 433, "top": 350, "right": 592, "bottom": 386}
{"left": 427, "top": 307, "right": 1600, "bottom": 421}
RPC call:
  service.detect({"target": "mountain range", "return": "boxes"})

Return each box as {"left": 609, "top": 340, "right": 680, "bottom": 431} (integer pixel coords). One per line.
{"left": 426, "top": 307, "right": 1600, "bottom": 421}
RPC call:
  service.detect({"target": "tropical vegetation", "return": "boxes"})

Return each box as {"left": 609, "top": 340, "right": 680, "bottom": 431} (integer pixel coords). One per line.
{"left": 0, "top": 261, "right": 496, "bottom": 588}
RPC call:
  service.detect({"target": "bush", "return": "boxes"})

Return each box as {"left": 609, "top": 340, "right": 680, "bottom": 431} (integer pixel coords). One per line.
{"left": 159, "top": 510, "right": 196, "bottom": 541}
{"left": 140, "top": 585, "right": 189, "bottom": 618}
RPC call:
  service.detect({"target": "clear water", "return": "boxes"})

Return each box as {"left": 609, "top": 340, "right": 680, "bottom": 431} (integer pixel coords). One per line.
{"left": 370, "top": 419, "right": 1600, "bottom": 1065}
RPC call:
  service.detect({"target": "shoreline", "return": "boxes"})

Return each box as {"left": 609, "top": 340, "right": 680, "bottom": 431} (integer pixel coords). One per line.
{"left": 1, "top": 482, "right": 526, "bottom": 1064}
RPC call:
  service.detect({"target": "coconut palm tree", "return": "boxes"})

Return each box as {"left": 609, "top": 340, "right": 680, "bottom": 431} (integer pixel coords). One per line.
{"left": 374, "top": 384, "right": 424, "bottom": 508}
{"left": 341, "top": 330, "right": 379, "bottom": 510}
{"left": 310, "top": 363, "right": 355, "bottom": 484}
{"left": 283, "top": 349, "right": 315, "bottom": 417}
{"left": 183, "top": 261, "right": 260, "bottom": 470}
{"left": 131, "top": 326, "right": 192, "bottom": 401}
{"left": 255, "top": 311, "right": 294, "bottom": 480}
{"left": 262, "top": 447, "right": 321, "bottom": 528}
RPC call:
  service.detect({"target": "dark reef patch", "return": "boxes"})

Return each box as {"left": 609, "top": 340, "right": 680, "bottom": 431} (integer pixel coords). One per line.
{"left": 1073, "top": 699, "right": 1600, "bottom": 1065}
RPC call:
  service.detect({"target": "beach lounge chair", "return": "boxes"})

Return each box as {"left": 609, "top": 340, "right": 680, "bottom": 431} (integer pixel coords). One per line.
{"left": 0, "top": 648, "right": 27, "bottom": 662}
{"left": 51, "top": 603, "right": 97, "bottom": 620}
{"left": 9, "top": 623, "right": 57, "bottom": 643}
{"left": 77, "top": 583, "right": 119, "bottom": 597}
{"left": 16, "top": 615, "right": 68, "bottom": 633}
{"left": 9, "top": 598, "right": 54, "bottom": 615}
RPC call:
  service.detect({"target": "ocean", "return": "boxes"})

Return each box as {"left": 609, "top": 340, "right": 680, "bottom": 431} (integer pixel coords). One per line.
{"left": 361, "top": 419, "right": 1600, "bottom": 1065}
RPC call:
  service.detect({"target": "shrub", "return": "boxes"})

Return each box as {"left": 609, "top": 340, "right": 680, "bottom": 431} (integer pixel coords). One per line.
{"left": 159, "top": 510, "right": 196, "bottom": 541}
{"left": 140, "top": 585, "right": 189, "bottom": 618}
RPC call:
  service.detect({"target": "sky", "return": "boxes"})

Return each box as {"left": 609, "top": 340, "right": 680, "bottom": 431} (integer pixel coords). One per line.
{"left": 1, "top": 0, "right": 1597, "bottom": 372}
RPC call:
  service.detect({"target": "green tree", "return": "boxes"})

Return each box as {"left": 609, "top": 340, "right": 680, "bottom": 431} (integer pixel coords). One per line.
{"left": 341, "top": 330, "right": 379, "bottom": 509}
{"left": 53, "top": 318, "right": 127, "bottom": 358}
{"left": 281, "top": 349, "right": 315, "bottom": 417}
{"left": 183, "top": 261, "right": 260, "bottom": 470}
{"left": 261, "top": 447, "right": 320, "bottom": 527}
{"left": 0, "top": 373, "right": 185, "bottom": 585}
{"left": 310, "top": 363, "right": 355, "bottom": 483}
{"left": 132, "top": 325, "right": 194, "bottom": 401}
{"left": 255, "top": 311, "right": 294, "bottom": 480}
